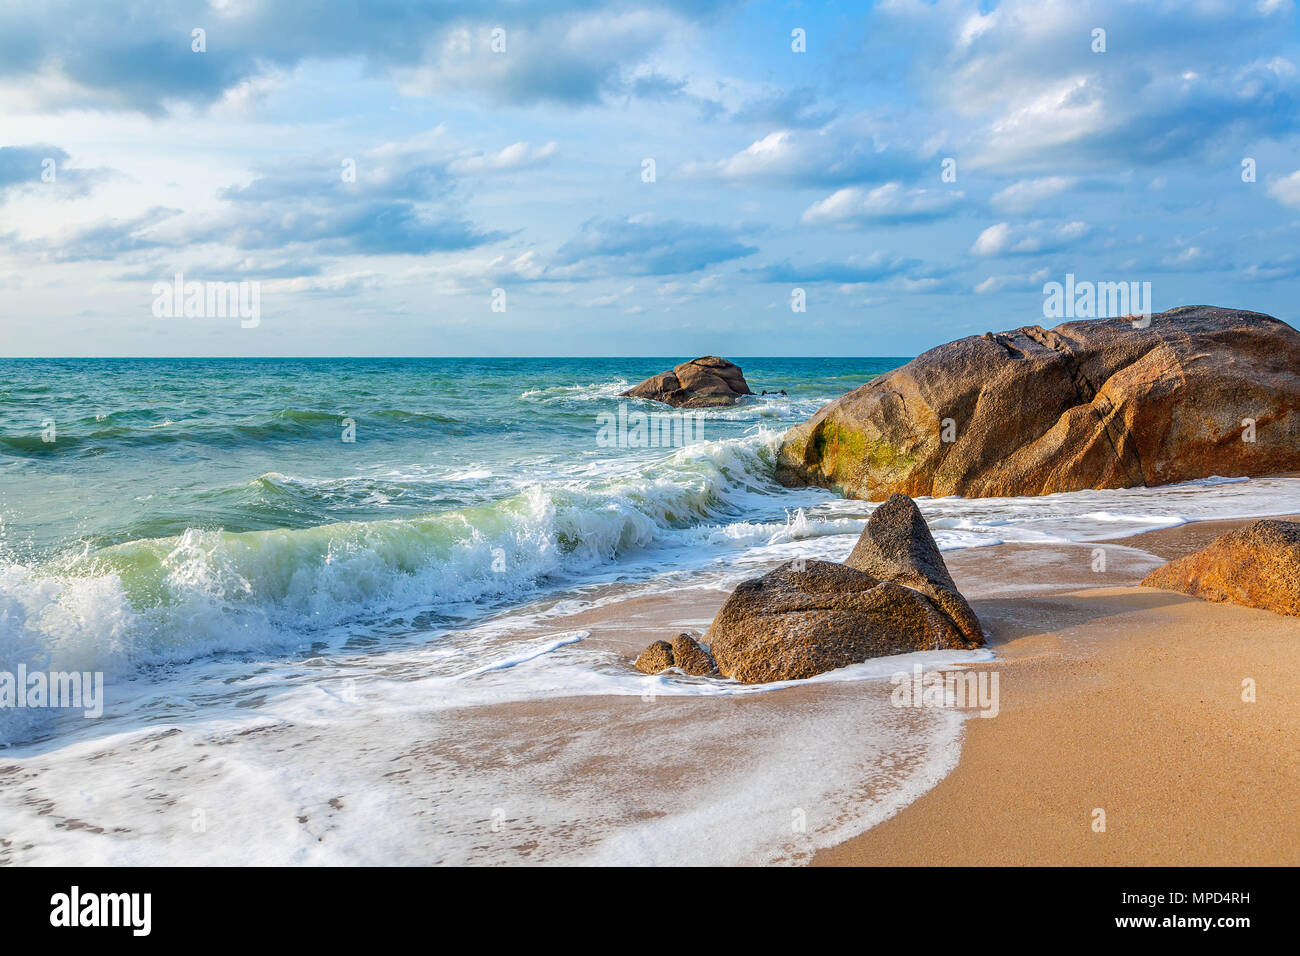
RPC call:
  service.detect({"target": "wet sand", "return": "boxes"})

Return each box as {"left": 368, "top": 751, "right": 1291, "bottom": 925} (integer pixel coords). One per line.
{"left": 498, "top": 511, "right": 1300, "bottom": 865}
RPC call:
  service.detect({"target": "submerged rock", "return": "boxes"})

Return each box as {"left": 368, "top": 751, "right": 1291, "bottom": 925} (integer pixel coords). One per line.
{"left": 1141, "top": 519, "right": 1300, "bottom": 617}
{"left": 705, "top": 560, "right": 982, "bottom": 684}
{"left": 846, "top": 494, "right": 983, "bottom": 645}
{"left": 622, "top": 356, "right": 753, "bottom": 408}
{"left": 776, "top": 306, "right": 1300, "bottom": 500}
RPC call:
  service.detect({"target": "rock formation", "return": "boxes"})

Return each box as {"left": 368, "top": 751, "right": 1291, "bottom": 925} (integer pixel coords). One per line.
{"left": 622, "top": 356, "right": 753, "bottom": 408}
{"left": 633, "top": 633, "right": 717, "bottom": 675}
{"left": 776, "top": 306, "right": 1300, "bottom": 500}
{"left": 705, "top": 557, "right": 983, "bottom": 684}
{"left": 845, "top": 494, "right": 983, "bottom": 645}
{"left": 1141, "top": 518, "right": 1300, "bottom": 616}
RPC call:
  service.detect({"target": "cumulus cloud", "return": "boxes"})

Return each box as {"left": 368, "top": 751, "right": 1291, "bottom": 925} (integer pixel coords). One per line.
{"left": 681, "top": 120, "right": 921, "bottom": 187}
{"left": 730, "top": 87, "right": 837, "bottom": 128}
{"left": 0, "top": 0, "right": 731, "bottom": 114}
{"left": 868, "top": 0, "right": 1300, "bottom": 171}
{"left": 22, "top": 207, "right": 180, "bottom": 262}
{"left": 989, "top": 176, "right": 1076, "bottom": 213}
{"left": 0, "top": 145, "right": 116, "bottom": 202}
{"left": 1242, "top": 252, "right": 1300, "bottom": 281}
{"left": 970, "top": 220, "right": 1089, "bottom": 256}
{"left": 973, "top": 268, "right": 1050, "bottom": 294}
{"left": 187, "top": 142, "right": 516, "bottom": 256}
{"left": 446, "top": 142, "right": 558, "bottom": 175}
{"left": 1266, "top": 169, "right": 1300, "bottom": 208}
{"left": 801, "top": 182, "right": 965, "bottom": 226}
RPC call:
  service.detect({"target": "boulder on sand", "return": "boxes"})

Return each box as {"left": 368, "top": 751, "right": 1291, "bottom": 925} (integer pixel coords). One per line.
{"left": 622, "top": 356, "right": 753, "bottom": 409}
{"left": 705, "top": 559, "right": 983, "bottom": 684}
{"left": 846, "top": 494, "right": 983, "bottom": 645}
{"left": 776, "top": 306, "right": 1300, "bottom": 500}
{"left": 1141, "top": 519, "right": 1300, "bottom": 617}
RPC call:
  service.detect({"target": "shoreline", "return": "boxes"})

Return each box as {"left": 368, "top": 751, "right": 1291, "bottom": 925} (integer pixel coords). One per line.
{"left": 812, "top": 513, "right": 1300, "bottom": 866}
{"left": 481, "top": 504, "right": 1300, "bottom": 865}
{"left": 3, "top": 499, "right": 1296, "bottom": 865}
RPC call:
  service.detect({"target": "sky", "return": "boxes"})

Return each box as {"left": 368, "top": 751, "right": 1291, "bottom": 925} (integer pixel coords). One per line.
{"left": 1, "top": 0, "right": 1299, "bottom": 357}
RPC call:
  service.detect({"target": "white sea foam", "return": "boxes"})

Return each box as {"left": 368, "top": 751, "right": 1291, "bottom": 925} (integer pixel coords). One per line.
{"left": 0, "top": 632, "right": 987, "bottom": 866}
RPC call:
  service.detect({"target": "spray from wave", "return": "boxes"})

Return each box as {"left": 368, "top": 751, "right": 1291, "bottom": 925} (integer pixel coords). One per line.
{"left": 0, "top": 431, "right": 788, "bottom": 695}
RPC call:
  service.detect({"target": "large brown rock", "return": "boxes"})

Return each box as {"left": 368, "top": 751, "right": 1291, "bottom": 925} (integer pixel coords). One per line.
{"left": 776, "top": 306, "right": 1300, "bottom": 500}
{"left": 846, "top": 494, "right": 983, "bottom": 644}
{"left": 622, "top": 356, "right": 753, "bottom": 408}
{"left": 1141, "top": 519, "right": 1300, "bottom": 616}
{"left": 705, "top": 560, "right": 982, "bottom": 684}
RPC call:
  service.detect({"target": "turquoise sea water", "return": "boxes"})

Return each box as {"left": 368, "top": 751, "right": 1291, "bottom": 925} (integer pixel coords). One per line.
{"left": 1, "top": 358, "right": 899, "bottom": 552}
{"left": 0, "top": 358, "right": 895, "bottom": 731}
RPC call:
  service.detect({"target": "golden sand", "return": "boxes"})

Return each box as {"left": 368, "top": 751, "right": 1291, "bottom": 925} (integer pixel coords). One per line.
{"left": 813, "top": 516, "right": 1300, "bottom": 866}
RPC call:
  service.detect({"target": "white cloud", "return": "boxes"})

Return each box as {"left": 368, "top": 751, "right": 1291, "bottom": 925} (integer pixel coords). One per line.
{"left": 989, "top": 176, "right": 1076, "bottom": 213}
{"left": 971, "top": 220, "right": 1089, "bottom": 256}
{"left": 801, "top": 182, "right": 964, "bottom": 225}
{"left": 973, "top": 267, "right": 1050, "bottom": 294}
{"left": 446, "top": 141, "right": 558, "bottom": 175}
{"left": 1266, "top": 169, "right": 1300, "bottom": 209}
{"left": 680, "top": 115, "right": 919, "bottom": 186}
{"left": 872, "top": 0, "right": 1300, "bottom": 172}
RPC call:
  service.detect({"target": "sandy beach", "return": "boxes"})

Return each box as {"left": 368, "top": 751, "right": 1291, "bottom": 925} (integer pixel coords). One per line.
{"left": 807, "top": 515, "right": 1300, "bottom": 866}
{"left": 532, "top": 511, "right": 1297, "bottom": 866}
{"left": 456, "top": 509, "right": 1296, "bottom": 866}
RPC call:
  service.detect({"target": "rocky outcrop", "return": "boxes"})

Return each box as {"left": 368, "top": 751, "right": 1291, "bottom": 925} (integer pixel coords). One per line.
{"left": 1141, "top": 519, "right": 1300, "bottom": 616}
{"left": 705, "top": 559, "right": 983, "bottom": 684}
{"left": 633, "top": 633, "right": 717, "bottom": 675}
{"left": 776, "top": 306, "right": 1300, "bottom": 500}
{"left": 622, "top": 356, "right": 753, "bottom": 408}
{"left": 846, "top": 494, "right": 983, "bottom": 645}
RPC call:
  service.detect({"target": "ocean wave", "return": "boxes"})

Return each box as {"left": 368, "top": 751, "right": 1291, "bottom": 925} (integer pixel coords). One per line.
{"left": 0, "top": 407, "right": 477, "bottom": 458}
{"left": 0, "top": 431, "right": 787, "bottom": 710}
{"left": 519, "top": 380, "right": 630, "bottom": 403}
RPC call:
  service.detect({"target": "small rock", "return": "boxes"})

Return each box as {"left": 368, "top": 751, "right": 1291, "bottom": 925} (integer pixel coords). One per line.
{"left": 670, "top": 632, "right": 717, "bottom": 676}
{"left": 634, "top": 640, "right": 675, "bottom": 674}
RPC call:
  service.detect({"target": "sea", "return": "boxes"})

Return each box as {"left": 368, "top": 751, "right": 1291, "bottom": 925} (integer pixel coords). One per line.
{"left": 3, "top": 357, "right": 1299, "bottom": 864}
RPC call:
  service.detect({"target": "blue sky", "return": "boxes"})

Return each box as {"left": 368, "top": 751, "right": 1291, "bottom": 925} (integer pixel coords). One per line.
{"left": 1, "top": 0, "right": 1299, "bottom": 356}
